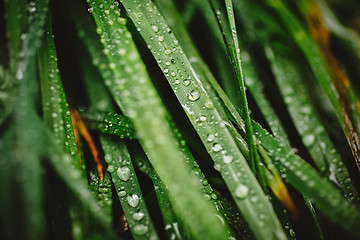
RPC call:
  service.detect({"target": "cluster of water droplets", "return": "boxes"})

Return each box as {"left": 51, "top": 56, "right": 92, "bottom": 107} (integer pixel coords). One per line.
{"left": 101, "top": 140, "right": 154, "bottom": 237}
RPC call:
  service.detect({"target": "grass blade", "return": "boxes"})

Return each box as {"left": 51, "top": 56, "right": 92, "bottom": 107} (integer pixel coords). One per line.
{"left": 84, "top": 1, "right": 230, "bottom": 238}
{"left": 119, "top": 0, "right": 287, "bottom": 239}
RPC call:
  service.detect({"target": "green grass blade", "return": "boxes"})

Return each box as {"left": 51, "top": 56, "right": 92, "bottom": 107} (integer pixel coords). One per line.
{"left": 79, "top": 36, "right": 158, "bottom": 240}
{"left": 4, "top": 0, "right": 27, "bottom": 71}
{"left": 252, "top": 121, "right": 360, "bottom": 235}
{"left": 38, "top": 22, "right": 78, "bottom": 159}
{"left": 133, "top": 151, "right": 190, "bottom": 240}
{"left": 2, "top": 1, "right": 50, "bottom": 239}
{"left": 84, "top": 1, "right": 230, "bottom": 239}
{"left": 223, "top": 0, "right": 261, "bottom": 176}
{"left": 119, "top": 0, "right": 287, "bottom": 239}
{"left": 101, "top": 136, "right": 159, "bottom": 240}
{"left": 264, "top": 43, "right": 358, "bottom": 201}
{"left": 81, "top": 111, "right": 135, "bottom": 139}
{"left": 267, "top": 0, "right": 360, "bottom": 171}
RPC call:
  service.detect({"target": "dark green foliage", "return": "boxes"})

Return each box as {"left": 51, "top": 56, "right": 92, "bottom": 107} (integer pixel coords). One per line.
{"left": 1, "top": 0, "right": 360, "bottom": 239}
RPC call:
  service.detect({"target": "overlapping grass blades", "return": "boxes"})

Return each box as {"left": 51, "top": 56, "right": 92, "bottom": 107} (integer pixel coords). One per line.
{"left": 173, "top": 0, "right": 360, "bottom": 235}
{"left": 2, "top": 0, "right": 360, "bottom": 239}
{"left": 119, "top": 0, "right": 287, "bottom": 239}
{"left": 84, "top": 0, "right": 230, "bottom": 239}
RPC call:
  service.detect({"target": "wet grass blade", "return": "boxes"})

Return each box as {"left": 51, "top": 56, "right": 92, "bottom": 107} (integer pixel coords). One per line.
{"left": 1, "top": 1, "right": 50, "bottom": 239}
{"left": 119, "top": 0, "right": 287, "bottom": 239}
{"left": 81, "top": 111, "right": 135, "bottom": 139}
{"left": 267, "top": 0, "right": 360, "bottom": 171}
{"left": 264, "top": 43, "right": 359, "bottom": 202}
{"left": 84, "top": 1, "right": 230, "bottom": 239}
{"left": 101, "top": 136, "right": 159, "bottom": 239}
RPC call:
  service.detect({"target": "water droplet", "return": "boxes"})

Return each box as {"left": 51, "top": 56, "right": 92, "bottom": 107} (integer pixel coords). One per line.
{"left": 214, "top": 164, "right": 222, "bottom": 172}
{"left": 188, "top": 89, "right": 200, "bottom": 101}
{"left": 205, "top": 97, "right": 214, "bottom": 109}
{"left": 183, "top": 79, "right": 191, "bottom": 86}
{"left": 16, "top": 69, "right": 23, "bottom": 80}
{"left": 211, "top": 192, "right": 218, "bottom": 200}
{"left": 132, "top": 224, "right": 148, "bottom": 235}
{"left": 107, "top": 165, "right": 114, "bottom": 172}
{"left": 303, "top": 134, "right": 315, "bottom": 146}
{"left": 235, "top": 183, "right": 249, "bottom": 199}
{"left": 133, "top": 211, "right": 145, "bottom": 221}
{"left": 207, "top": 134, "right": 215, "bottom": 142}
{"left": 117, "top": 167, "right": 131, "bottom": 181}
{"left": 96, "top": 27, "right": 103, "bottom": 34}
{"left": 289, "top": 229, "right": 296, "bottom": 238}
{"left": 127, "top": 194, "right": 140, "bottom": 207}
{"left": 158, "top": 35, "right": 165, "bottom": 42}
{"left": 152, "top": 25, "right": 159, "bottom": 32}
{"left": 118, "top": 190, "right": 127, "bottom": 197}
{"left": 212, "top": 143, "right": 222, "bottom": 152}
{"left": 223, "top": 155, "right": 233, "bottom": 164}
{"left": 117, "top": 17, "right": 127, "bottom": 25}
{"left": 199, "top": 115, "right": 207, "bottom": 122}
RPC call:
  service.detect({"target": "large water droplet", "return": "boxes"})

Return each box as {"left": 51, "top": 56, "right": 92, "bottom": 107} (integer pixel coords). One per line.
{"left": 133, "top": 212, "right": 145, "bottom": 221}
{"left": 133, "top": 224, "right": 148, "bottom": 235}
{"left": 207, "top": 134, "right": 215, "bottom": 142}
{"left": 152, "top": 25, "right": 159, "bottom": 32}
{"left": 235, "top": 183, "right": 249, "bottom": 199}
{"left": 118, "top": 190, "right": 127, "bottom": 197}
{"left": 117, "top": 167, "right": 131, "bottom": 181}
{"left": 223, "top": 155, "right": 233, "bottom": 164}
{"left": 188, "top": 89, "right": 200, "bottom": 101}
{"left": 127, "top": 194, "right": 140, "bottom": 208}
{"left": 303, "top": 134, "right": 315, "bottom": 146}
{"left": 212, "top": 143, "right": 222, "bottom": 152}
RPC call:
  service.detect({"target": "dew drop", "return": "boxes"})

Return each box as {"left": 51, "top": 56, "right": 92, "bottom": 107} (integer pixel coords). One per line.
{"left": 118, "top": 190, "right": 127, "bottom": 197}
{"left": 207, "top": 134, "right": 215, "bottom": 142}
{"left": 188, "top": 89, "right": 200, "bottom": 101}
{"left": 133, "top": 211, "right": 145, "bottom": 221}
{"left": 158, "top": 35, "right": 165, "bottom": 42}
{"left": 303, "top": 134, "right": 315, "bottom": 146}
{"left": 127, "top": 194, "right": 140, "bottom": 207}
{"left": 235, "top": 183, "right": 249, "bottom": 199}
{"left": 205, "top": 97, "right": 214, "bottom": 109}
{"left": 183, "top": 79, "right": 191, "bottom": 86}
{"left": 117, "top": 167, "right": 131, "bottom": 181}
{"left": 212, "top": 143, "right": 222, "bottom": 152}
{"left": 223, "top": 155, "right": 233, "bottom": 164}
{"left": 107, "top": 165, "right": 115, "bottom": 172}
{"left": 152, "top": 25, "right": 159, "bottom": 32}
{"left": 199, "top": 115, "right": 207, "bottom": 122}
{"left": 133, "top": 224, "right": 148, "bottom": 235}
{"left": 211, "top": 192, "right": 218, "bottom": 200}
{"left": 214, "top": 164, "right": 222, "bottom": 172}
{"left": 96, "top": 27, "right": 103, "bottom": 34}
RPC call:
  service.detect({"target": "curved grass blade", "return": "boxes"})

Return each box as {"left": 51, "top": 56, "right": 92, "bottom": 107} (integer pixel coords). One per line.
{"left": 81, "top": 111, "right": 135, "bottom": 139}
{"left": 252, "top": 121, "right": 360, "bottom": 235}
{"left": 119, "top": 1, "right": 287, "bottom": 239}
{"left": 84, "top": 1, "right": 230, "bottom": 239}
